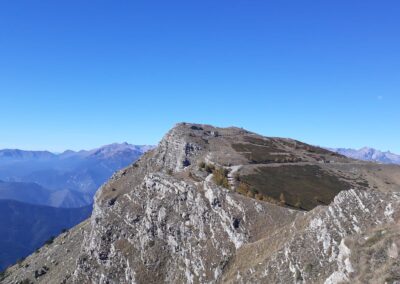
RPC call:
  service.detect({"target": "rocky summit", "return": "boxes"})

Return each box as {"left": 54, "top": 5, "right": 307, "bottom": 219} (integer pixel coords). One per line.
{"left": 2, "top": 123, "right": 400, "bottom": 284}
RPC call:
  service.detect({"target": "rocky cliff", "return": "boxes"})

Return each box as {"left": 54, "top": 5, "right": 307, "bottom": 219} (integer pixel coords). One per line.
{"left": 3, "top": 123, "right": 400, "bottom": 284}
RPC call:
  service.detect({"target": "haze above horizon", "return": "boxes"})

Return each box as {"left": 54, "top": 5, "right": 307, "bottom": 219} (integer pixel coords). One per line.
{"left": 1, "top": 1, "right": 399, "bottom": 152}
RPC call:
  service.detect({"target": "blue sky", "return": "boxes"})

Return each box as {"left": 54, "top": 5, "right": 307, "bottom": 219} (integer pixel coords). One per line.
{"left": 0, "top": 1, "right": 399, "bottom": 152}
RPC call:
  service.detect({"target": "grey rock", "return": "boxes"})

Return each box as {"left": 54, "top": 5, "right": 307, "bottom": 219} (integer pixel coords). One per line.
{"left": 3, "top": 123, "right": 400, "bottom": 284}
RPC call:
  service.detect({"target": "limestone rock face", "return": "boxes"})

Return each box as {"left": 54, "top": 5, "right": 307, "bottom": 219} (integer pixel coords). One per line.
{"left": 3, "top": 123, "right": 400, "bottom": 284}
{"left": 223, "top": 189, "right": 400, "bottom": 283}
{"left": 73, "top": 173, "right": 297, "bottom": 283}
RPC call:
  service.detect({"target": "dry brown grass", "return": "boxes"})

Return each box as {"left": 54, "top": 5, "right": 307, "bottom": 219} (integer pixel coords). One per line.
{"left": 212, "top": 167, "right": 230, "bottom": 189}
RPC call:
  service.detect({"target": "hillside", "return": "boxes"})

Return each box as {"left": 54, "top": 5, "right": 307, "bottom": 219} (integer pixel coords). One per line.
{"left": 0, "top": 200, "right": 91, "bottom": 272}
{"left": 3, "top": 123, "right": 400, "bottom": 283}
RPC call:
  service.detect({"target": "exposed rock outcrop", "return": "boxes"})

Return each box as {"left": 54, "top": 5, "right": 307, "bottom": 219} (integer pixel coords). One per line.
{"left": 3, "top": 123, "right": 400, "bottom": 284}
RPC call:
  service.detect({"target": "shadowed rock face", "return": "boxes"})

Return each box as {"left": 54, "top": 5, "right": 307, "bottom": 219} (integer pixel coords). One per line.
{"left": 3, "top": 123, "right": 400, "bottom": 284}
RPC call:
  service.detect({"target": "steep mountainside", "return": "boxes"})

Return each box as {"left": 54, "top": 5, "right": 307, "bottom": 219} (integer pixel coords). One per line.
{"left": 330, "top": 147, "right": 400, "bottom": 165}
{"left": 3, "top": 123, "right": 400, "bottom": 283}
{"left": 0, "top": 143, "right": 153, "bottom": 207}
{"left": 0, "top": 200, "right": 91, "bottom": 272}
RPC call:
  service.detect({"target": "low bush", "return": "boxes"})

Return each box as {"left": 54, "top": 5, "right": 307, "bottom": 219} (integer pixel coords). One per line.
{"left": 198, "top": 161, "right": 206, "bottom": 170}
{"left": 44, "top": 236, "right": 55, "bottom": 246}
{"left": 213, "top": 167, "right": 230, "bottom": 189}
{"left": 205, "top": 164, "right": 215, "bottom": 174}
{"left": 237, "top": 182, "right": 279, "bottom": 205}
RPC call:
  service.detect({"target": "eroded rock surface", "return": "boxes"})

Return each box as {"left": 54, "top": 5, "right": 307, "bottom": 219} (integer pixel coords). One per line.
{"left": 3, "top": 123, "right": 400, "bottom": 284}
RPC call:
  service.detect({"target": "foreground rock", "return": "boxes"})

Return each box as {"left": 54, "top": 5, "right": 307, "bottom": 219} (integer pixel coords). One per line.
{"left": 3, "top": 123, "right": 400, "bottom": 284}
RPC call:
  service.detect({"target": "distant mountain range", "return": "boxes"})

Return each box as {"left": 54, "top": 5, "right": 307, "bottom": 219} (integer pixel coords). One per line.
{"left": 0, "top": 143, "right": 154, "bottom": 161}
{"left": 0, "top": 181, "right": 88, "bottom": 208}
{"left": 0, "top": 143, "right": 153, "bottom": 271}
{"left": 328, "top": 147, "right": 400, "bottom": 165}
{"left": 0, "top": 143, "right": 154, "bottom": 208}
{"left": 0, "top": 200, "right": 91, "bottom": 271}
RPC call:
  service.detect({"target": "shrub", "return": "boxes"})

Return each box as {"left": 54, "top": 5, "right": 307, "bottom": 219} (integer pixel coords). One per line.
{"left": 246, "top": 190, "right": 255, "bottom": 198}
{"left": 212, "top": 167, "right": 230, "bottom": 189}
{"left": 17, "top": 257, "right": 25, "bottom": 266}
{"left": 237, "top": 182, "right": 280, "bottom": 205}
{"left": 198, "top": 161, "right": 206, "bottom": 169}
{"left": 44, "top": 236, "right": 55, "bottom": 246}
{"left": 205, "top": 164, "right": 215, "bottom": 174}
{"left": 237, "top": 182, "right": 250, "bottom": 195}
{"left": 255, "top": 193, "right": 264, "bottom": 201}
{"left": 234, "top": 173, "right": 241, "bottom": 182}
{"left": 263, "top": 195, "right": 280, "bottom": 205}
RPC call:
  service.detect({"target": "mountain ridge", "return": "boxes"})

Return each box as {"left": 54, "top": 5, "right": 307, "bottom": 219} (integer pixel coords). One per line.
{"left": 329, "top": 147, "right": 400, "bottom": 165}
{"left": 3, "top": 123, "right": 400, "bottom": 283}
{"left": 0, "top": 143, "right": 154, "bottom": 208}
{"left": 0, "top": 143, "right": 153, "bottom": 274}
{"left": 0, "top": 143, "right": 154, "bottom": 160}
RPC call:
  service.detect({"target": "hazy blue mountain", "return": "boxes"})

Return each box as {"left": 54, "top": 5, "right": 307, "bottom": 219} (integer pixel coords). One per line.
{"left": 0, "top": 149, "right": 55, "bottom": 161}
{"left": 0, "top": 143, "right": 153, "bottom": 271}
{"left": 0, "top": 181, "right": 88, "bottom": 208}
{"left": 0, "top": 143, "right": 154, "bottom": 208}
{"left": 0, "top": 200, "right": 91, "bottom": 271}
{"left": 329, "top": 147, "right": 400, "bottom": 164}
{"left": 0, "top": 180, "right": 51, "bottom": 205}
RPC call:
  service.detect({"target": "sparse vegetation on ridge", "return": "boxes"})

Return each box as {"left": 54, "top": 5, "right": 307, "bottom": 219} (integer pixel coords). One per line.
{"left": 238, "top": 165, "right": 350, "bottom": 210}
{"left": 212, "top": 167, "right": 230, "bottom": 189}
{"left": 236, "top": 181, "right": 280, "bottom": 205}
{"left": 44, "top": 236, "right": 55, "bottom": 246}
{"left": 199, "top": 162, "right": 230, "bottom": 189}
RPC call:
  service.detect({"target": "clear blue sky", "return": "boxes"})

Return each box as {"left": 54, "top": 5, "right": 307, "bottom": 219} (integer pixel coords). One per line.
{"left": 0, "top": 1, "right": 399, "bottom": 152}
